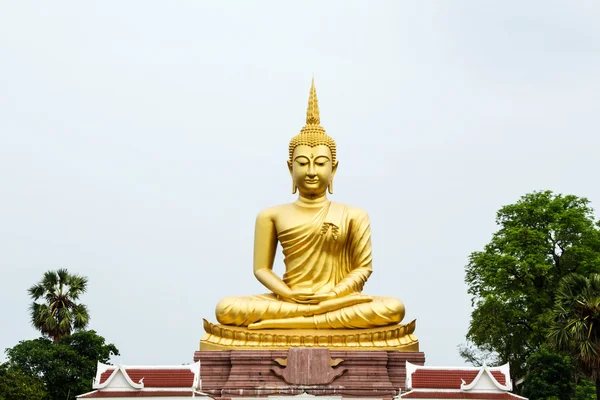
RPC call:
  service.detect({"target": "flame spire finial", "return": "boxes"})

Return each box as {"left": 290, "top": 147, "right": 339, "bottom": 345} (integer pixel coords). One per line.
{"left": 306, "top": 77, "right": 320, "bottom": 125}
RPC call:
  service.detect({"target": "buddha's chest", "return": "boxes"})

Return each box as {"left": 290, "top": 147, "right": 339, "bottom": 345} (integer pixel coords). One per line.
{"left": 274, "top": 207, "right": 348, "bottom": 245}
{"left": 272, "top": 207, "right": 324, "bottom": 233}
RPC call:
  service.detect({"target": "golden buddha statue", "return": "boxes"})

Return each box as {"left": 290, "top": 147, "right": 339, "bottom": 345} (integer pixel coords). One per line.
{"left": 201, "top": 79, "right": 418, "bottom": 351}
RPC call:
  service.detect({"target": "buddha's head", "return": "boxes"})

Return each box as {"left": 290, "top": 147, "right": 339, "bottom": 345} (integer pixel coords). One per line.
{"left": 288, "top": 79, "right": 338, "bottom": 197}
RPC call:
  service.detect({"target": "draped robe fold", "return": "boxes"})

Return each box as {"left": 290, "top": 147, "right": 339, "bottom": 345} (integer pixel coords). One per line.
{"left": 215, "top": 202, "right": 404, "bottom": 329}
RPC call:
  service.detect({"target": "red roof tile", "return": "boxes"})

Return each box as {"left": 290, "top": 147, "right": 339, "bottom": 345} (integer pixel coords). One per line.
{"left": 99, "top": 369, "right": 115, "bottom": 384}
{"left": 411, "top": 369, "right": 507, "bottom": 389}
{"left": 491, "top": 371, "right": 507, "bottom": 385}
{"left": 98, "top": 368, "right": 194, "bottom": 388}
{"left": 412, "top": 370, "right": 480, "bottom": 389}
{"left": 125, "top": 369, "right": 194, "bottom": 388}
{"left": 401, "top": 391, "right": 521, "bottom": 399}
{"left": 80, "top": 391, "right": 192, "bottom": 398}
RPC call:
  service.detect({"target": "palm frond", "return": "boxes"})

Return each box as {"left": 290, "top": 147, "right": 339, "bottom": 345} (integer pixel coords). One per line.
{"left": 56, "top": 268, "right": 69, "bottom": 284}
{"left": 42, "top": 270, "right": 58, "bottom": 291}
{"left": 72, "top": 303, "right": 90, "bottom": 330}
{"left": 27, "top": 283, "right": 46, "bottom": 300}
{"left": 67, "top": 275, "right": 88, "bottom": 300}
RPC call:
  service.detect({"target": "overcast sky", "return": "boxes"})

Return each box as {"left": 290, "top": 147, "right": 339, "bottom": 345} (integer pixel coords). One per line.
{"left": 1, "top": 1, "right": 599, "bottom": 367}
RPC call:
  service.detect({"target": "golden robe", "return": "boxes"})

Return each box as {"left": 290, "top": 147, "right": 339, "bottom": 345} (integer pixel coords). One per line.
{"left": 216, "top": 202, "right": 404, "bottom": 329}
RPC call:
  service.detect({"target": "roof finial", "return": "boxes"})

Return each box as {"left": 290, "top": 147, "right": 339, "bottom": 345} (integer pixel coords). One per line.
{"left": 306, "top": 77, "right": 320, "bottom": 125}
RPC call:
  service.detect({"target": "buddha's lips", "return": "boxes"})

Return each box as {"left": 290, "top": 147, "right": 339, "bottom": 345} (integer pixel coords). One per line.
{"left": 305, "top": 179, "right": 319, "bottom": 184}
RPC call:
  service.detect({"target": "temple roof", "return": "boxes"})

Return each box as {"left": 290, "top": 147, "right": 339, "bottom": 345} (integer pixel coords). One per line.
{"left": 77, "top": 362, "right": 204, "bottom": 399}
{"left": 400, "top": 362, "right": 527, "bottom": 400}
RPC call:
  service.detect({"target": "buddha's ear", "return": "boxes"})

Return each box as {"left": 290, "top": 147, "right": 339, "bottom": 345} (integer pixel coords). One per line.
{"left": 328, "top": 161, "right": 339, "bottom": 195}
{"left": 332, "top": 160, "right": 339, "bottom": 177}
{"left": 288, "top": 160, "right": 297, "bottom": 194}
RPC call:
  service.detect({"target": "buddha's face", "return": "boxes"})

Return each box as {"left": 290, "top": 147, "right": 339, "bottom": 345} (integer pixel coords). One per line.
{"left": 288, "top": 144, "right": 338, "bottom": 197}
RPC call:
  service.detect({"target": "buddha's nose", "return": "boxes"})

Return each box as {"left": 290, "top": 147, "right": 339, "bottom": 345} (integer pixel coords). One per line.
{"left": 307, "top": 164, "right": 317, "bottom": 176}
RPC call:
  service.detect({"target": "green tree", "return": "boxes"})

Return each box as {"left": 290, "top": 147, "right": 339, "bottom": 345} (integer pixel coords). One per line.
{"left": 464, "top": 191, "right": 600, "bottom": 382}
{"left": 5, "top": 330, "right": 119, "bottom": 400}
{"left": 548, "top": 273, "right": 600, "bottom": 399}
{"left": 0, "top": 363, "right": 46, "bottom": 400}
{"left": 28, "top": 269, "right": 90, "bottom": 343}
{"left": 522, "top": 346, "right": 575, "bottom": 400}
{"left": 575, "top": 379, "right": 597, "bottom": 400}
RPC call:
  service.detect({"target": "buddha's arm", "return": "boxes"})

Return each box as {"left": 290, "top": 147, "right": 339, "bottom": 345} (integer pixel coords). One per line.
{"left": 331, "top": 209, "right": 373, "bottom": 297}
{"left": 331, "top": 263, "right": 373, "bottom": 297}
{"left": 253, "top": 209, "right": 292, "bottom": 298}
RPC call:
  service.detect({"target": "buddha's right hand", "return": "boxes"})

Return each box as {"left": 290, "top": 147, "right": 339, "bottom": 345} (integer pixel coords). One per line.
{"left": 313, "top": 294, "right": 373, "bottom": 314}
{"left": 285, "top": 290, "right": 321, "bottom": 304}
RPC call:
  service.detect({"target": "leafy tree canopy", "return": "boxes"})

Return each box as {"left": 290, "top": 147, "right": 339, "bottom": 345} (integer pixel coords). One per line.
{"left": 0, "top": 363, "right": 46, "bottom": 400}
{"left": 521, "top": 346, "right": 598, "bottom": 400}
{"left": 5, "top": 330, "right": 119, "bottom": 400}
{"left": 522, "top": 346, "right": 575, "bottom": 400}
{"left": 575, "top": 379, "right": 597, "bottom": 400}
{"left": 464, "top": 191, "right": 600, "bottom": 381}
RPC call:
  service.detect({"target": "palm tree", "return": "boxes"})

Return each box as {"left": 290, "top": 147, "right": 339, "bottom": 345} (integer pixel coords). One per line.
{"left": 28, "top": 269, "right": 90, "bottom": 343}
{"left": 548, "top": 273, "right": 600, "bottom": 400}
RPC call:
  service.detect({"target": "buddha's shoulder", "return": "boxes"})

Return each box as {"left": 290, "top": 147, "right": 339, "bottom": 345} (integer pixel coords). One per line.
{"left": 333, "top": 202, "right": 370, "bottom": 220}
{"left": 255, "top": 203, "right": 295, "bottom": 220}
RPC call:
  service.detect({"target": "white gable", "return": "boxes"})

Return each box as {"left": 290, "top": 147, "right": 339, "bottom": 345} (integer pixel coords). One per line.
{"left": 469, "top": 370, "right": 500, "bottom": 391}
{"left": 105, "top": 370, "right": 133, "bottom": 389}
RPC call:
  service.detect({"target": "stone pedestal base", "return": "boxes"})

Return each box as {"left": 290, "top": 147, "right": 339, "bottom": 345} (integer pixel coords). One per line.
{"left": 194, "top": 349, "right": 425, "bottom": 399}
